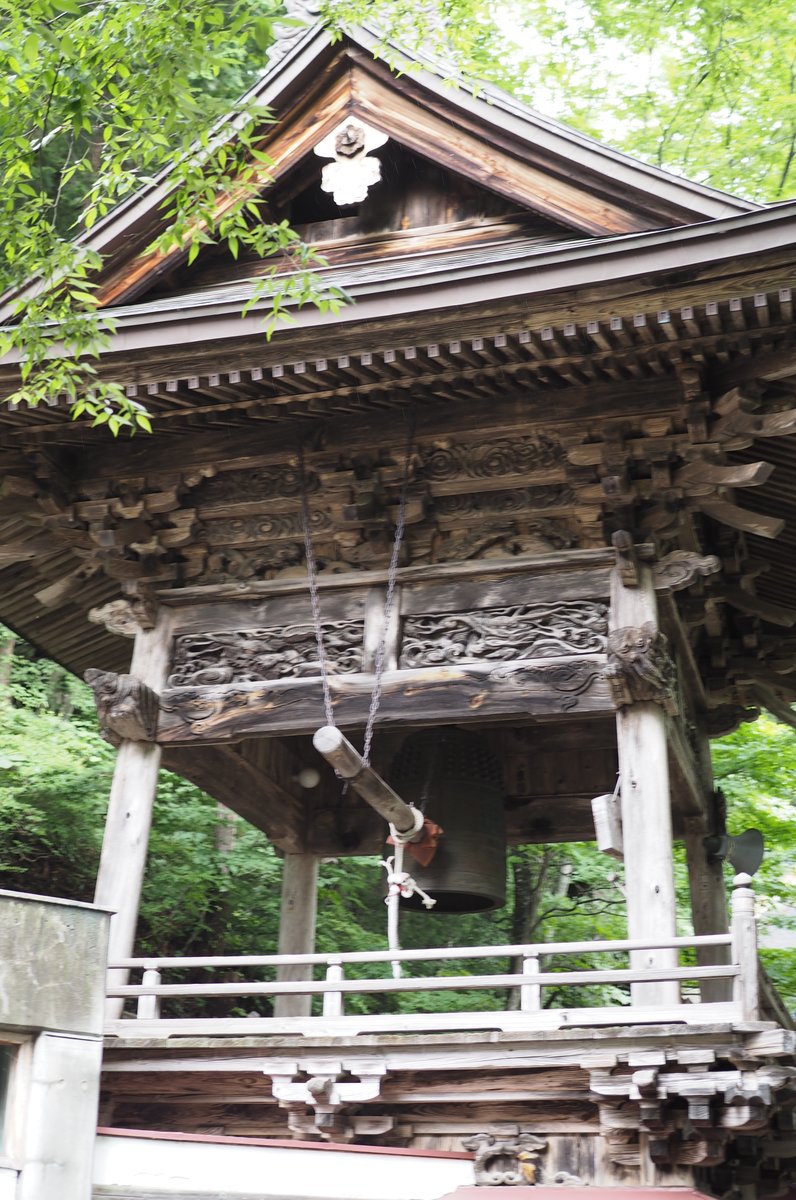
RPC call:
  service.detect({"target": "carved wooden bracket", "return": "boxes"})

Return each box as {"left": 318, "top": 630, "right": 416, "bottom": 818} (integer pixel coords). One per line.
{"left": 84, "top": 669, "right": 159, "bottom": 746}
{"left": 652, "top": 550, "right": 721, "bottom": 593}
{"left": 592, "top": 1062, "right": 796, "bottom": 1169}
{"left": 604, "top": 623, "right": 679, "bottom": 714}
{"left": 88, "top": 595, "right": 158, "bottom": 638}
{"left": 462, "top": 1132, "right": 548, "bottom": 1185}
{"left": 271, "top": 1071, "right": 389, "bottom": 1143}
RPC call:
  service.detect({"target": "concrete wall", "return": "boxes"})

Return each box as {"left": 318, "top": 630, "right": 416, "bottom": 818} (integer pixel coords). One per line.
{"left": 0, "top": 890, "right": 109, "bottom": 1200}
{"left": 93, "top": 1130, "right": 474, "bottom": 1199}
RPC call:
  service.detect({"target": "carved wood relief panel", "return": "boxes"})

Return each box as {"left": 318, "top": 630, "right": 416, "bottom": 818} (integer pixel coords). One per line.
{"left": 168, "top": 620, "right": 364, "bottom": 687}
{"left": 399, "top": 601, "right": 608, "bottom": 668}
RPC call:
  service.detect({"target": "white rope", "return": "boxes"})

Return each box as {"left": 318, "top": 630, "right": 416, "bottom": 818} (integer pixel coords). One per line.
{"left": 387, "top": 806, "right": 425, "bottom": 844}
{"left": 382, "top": 844, "right": 437, "bottom": 979}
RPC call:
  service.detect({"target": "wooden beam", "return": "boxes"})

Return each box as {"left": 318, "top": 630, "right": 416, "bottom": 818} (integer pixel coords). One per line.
{"left": 157, "top": 658, "right": 613, "bottom": 743}
{"left": 696, "top": 497, "right": 784, "bottom": 539}
{"left": 711, "top": 342, "right": 796, "bottom": 390}
{"left": 351, "top": 71, "right": 650, "bottom": 236}
{"left": 683, "top": 816, "right": 732, "bottom": 1005}
{"left": 667, "top": 719, "right": 705, "bottom": 821}
{"left": 161, "top": 743, "right": 305, "bottom": 852}
{"left": 721, "top": 586, "right": 796, "bottom": 628}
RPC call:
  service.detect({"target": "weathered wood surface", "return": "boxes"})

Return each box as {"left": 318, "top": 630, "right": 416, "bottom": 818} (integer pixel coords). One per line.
{"left": 275, "top": 854, "right": 319, "bottom": 1019}
{"left": 683, "top": 817, "right": 732, "bottom": 1004}
{"left": 609, "top": 565, "right": 679, "bottom": 1007}
{"left": 94, "top": 611, "right": 174, "bottom": 1020}
{"left": 157, "top": 656, "right": 612, "bottom": 742}
{"left": 103, "top": 1001, "right": 742, "bottom": 1040}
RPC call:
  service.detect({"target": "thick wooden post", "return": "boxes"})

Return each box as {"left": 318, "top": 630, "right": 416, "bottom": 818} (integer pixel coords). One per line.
{"left": 93, "top": 611, "right": 172, "bottom": 1018}
{"left": 275, "top": 853, "right": 319, "bottom": 1018}
{"left": 731, "top": 871, "right": 759, "bottom": 1020}
{"left": 610, "top": 564, "right": 679, "bottom": 1006}
{"left": 683, "top": 814, "right": 731, "bottom": 1002}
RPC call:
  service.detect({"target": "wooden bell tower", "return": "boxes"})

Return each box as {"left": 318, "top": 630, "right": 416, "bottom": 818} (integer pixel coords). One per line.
{"left": 1, "top": 15, "right": 795, "bottom": 1198}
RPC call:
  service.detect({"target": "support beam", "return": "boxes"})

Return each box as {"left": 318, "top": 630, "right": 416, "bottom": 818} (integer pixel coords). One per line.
{"left": 684, "top": 817, "right": 731, "bottom": 1003}
{"left": 94, "top": 609, "right": 173, "bottom": 1018}
{"left": 610, "top": 563, "right": 679, "bottom": 1006}
{"left": 275, "top": 854, "right": 319, "bottom": 1019}
{"left": 681, "top": 721, "right": 731, "bottom": 1002}
{"left": 313, "top": 726, "right": 420, "bottom": 836}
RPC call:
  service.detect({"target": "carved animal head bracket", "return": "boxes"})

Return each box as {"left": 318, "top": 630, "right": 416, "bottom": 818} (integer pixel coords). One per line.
{"left": 604, "top": 623, "right": 679, "bottom": 715}
{"left": 88, "top": 594, "right": 158, "bottom": 638}
{"left": 84, "top": 670, "right": 159, "bottom": 747}
{"left": 462, "top": 1132, "right": 548, "bottom": 1186}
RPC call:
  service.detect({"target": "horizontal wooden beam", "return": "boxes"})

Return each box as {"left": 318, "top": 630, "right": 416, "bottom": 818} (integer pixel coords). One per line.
{"left": 161, "top": 743, "right": 306, "bottom": 851}
{"left": 157, "top": 657, "right": 613, "bottom": 743}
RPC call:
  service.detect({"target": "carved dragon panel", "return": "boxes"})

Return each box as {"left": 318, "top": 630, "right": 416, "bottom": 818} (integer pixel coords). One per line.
{"left": 400, "top": 601, "right": 608, "bottom": 668}
{"left": 168, "top": 620, "right": 365, "bottom": 687}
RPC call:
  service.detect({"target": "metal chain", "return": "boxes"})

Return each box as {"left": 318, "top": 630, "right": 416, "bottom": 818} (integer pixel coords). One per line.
{"left": 362, "top": 409, "right": 416, "bottom": 767}
{"left": 298, "top": 409, "right": 416, "bottom": 760}
{"left": 298, "top": 441, "right": 335, "bottom": 729}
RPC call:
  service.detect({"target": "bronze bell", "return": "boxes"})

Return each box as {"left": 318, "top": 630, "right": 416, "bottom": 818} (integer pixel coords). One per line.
{"left": 388, "top": 726, "right": 506, "bottom": 913}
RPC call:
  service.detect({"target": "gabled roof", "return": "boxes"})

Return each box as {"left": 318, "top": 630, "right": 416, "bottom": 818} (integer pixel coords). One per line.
{"left": 2, "top": 18, "right": 759, "bottom": 323}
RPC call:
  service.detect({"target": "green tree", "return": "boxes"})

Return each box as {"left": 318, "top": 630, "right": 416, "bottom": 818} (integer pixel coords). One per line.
{"left": 493, "top": 0, "right": 796, "bottom": 201}
{"left": 712, "top": 716, "right": 796, "bottom": 1006}
{"left": 0, "top": 0, "right": 351, "bottom": 429}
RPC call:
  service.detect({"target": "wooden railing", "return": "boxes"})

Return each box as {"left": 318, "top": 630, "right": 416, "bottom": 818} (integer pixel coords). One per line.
{"left": 104, "top": 875, "right": 760, "bottom": 1038}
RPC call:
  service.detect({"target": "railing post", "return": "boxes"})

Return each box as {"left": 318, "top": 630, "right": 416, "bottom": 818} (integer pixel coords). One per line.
{"left": 322, "top": 960, "right": 344, "bottom": 1018}
{"left": 520, "top": 954, "right": 541, "bottom": 1013}
{"left": 731, "top": 872, "right": 759, "bottom": 1021}
{"left": 136, "top": 966, "right": 162, "bottom": 1020}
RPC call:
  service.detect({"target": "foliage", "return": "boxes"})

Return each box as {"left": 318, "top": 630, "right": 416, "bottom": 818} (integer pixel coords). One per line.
{"left": 0, "top": 629, "right": 794, "bottom": 1015}
{"left": 0, "top": 0, "right": 346, "bottom": 430}
{"left": 712, "top": 715, "right": 796, "bottom": 1005}
{"left": 493, "top": 0, "right": 796, "bottom": 202}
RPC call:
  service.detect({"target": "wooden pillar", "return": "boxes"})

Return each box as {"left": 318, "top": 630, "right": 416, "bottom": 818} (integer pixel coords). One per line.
{"left": 610, "top": 564, "right": 679, "bottom": 1006}
{"left": 93, "top": 612, "right": 172, "bottom": 1018}
{"left": 275, "top": 853, "right": 319, "bottom": 1018}
{"left": 683, "top": 814, "right": 731, "bottom": 1002}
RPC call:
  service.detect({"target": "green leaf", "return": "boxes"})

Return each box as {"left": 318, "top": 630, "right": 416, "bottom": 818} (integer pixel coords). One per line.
{"left": 253, "top": 17, "right": 273, "bottom": 50}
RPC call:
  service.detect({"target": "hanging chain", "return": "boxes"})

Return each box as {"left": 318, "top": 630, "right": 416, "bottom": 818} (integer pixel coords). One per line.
{"left": 299, "top": 409, "right": 416, "bottom": 759}
{"left": 362, "top": 408, "right": 416, "bottom": 767}
{"left": 298, "top": 441, "right": 335, "bottom": 729}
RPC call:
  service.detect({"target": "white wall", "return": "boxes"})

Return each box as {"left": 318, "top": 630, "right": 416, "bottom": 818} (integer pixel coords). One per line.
{"left": 93, "top": 1132, "right": 474, "bottom": 1200}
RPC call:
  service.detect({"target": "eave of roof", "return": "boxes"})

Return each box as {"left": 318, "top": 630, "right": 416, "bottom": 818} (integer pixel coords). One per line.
{"left": 19, "top": 199, "right": 790, "bottom": 366}
{"left": 69, "top": 18, "right": 759, "bottom": 263}
{"left": 1, "top": 15, "right": 762, "bottom": 326}
{"left": 348, "top": 22, "right": 759, "bottom": 221}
